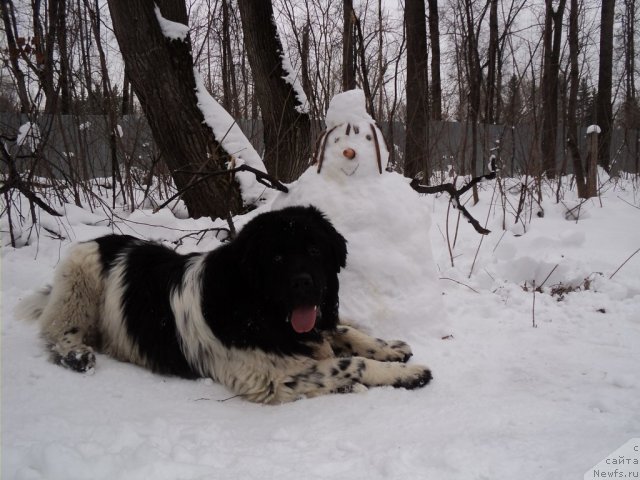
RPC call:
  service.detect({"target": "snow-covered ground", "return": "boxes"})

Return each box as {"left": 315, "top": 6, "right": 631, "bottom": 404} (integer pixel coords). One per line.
{"left": 2, "top": 172, "right": 639, "bottom": 480}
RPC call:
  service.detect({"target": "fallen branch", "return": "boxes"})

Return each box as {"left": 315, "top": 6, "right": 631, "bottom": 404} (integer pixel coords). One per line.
{"left": 153, "top": 164, "right": 288, "bottom": 213}
{"left": 410, "top": 161, "right": 497, "bottom": 235}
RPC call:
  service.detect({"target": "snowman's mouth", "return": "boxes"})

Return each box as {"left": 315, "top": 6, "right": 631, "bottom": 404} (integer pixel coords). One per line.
{"left": 341, "top": 162, "right": 359, "bottom": 176}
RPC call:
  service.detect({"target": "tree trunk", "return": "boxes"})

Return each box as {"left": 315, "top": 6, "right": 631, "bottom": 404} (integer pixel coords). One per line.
{"left": 566, "top": 0, "right": 589, "bottom": 198}
{"left": 404, "top": 0, "right": 429, "bottom": 180}
{"left": 596, "top": 0, "right": 616, "bottom": 172}
{"left": 353, "top": 14, "right": 376, "bottom": 119}
{"left": 121, "top": 70, "right": 132, "bottom": 116}
{"left": 342, "top": 0, "right": 357, "bottom": 91}
{"left": 237, "top": 0, "right": 312, "bottom": 182}
{"left": 462, "top": 0, "right": 484, "bottom": 199}
{"left": 300, "top": 21, "right": 317, "bottom": 118}
{"left": 427, "top": 0, "right": 442, "bottom": 121}
{"left": 42, "top": 0, "right": 60, "bottom": 113}
{"left": 56, "top": 0, "right": 71, "bottom": 114}
{"left": 221, "top": 0, "right": 239, "bottom": 116}
{"left": 623, "top": 0, "right": 636, "bottom": 103}
{"left": 107, "top": 0, "right": 243, "bottom": 219}
{"left": 485, "top": 0, "right": 498, "bottom": 123}
{"left": 540, "top": 0, "right": 567, "bottom": 178}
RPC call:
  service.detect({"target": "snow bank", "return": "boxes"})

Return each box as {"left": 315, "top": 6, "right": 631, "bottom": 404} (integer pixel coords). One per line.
{"left": 2, "top": 170, "right": 640, "bottom": 479}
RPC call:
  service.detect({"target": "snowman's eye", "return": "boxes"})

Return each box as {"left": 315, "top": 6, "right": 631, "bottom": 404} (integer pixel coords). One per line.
{"left": 366, "top": 134, "right": 372, "bottom": 141}
{"left": 353, "top": 126, "right": 360, "bottom": 134}
{"left": 334, "top": 137, "right": 340, "bottom": 143}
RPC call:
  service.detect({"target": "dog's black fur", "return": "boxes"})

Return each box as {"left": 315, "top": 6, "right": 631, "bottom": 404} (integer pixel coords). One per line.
{"left": 19, "top": 205, "right": 431, "bottom": 403}
{"left": 96, "top": 206, "right": 346, "bottom": 376}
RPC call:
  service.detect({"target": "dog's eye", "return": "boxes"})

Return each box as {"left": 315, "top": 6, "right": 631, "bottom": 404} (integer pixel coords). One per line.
{"left": 366, "top": 134, "right": 372, "bottom": 141}
{"left": 308, "top": 246, "right": 320, "bottom": 257}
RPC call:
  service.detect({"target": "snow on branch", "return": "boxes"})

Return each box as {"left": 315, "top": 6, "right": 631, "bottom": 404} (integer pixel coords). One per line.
{"left": 410, "top": 158, "right": 497, "bottom": 235}
{"left": 154, "top": 5, "right": 189, "bottom": 41}
{"left": 193, "top": 71, "right": 270, "bottom": 205}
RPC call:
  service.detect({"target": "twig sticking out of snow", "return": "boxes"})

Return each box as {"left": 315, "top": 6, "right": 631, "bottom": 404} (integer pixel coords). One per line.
{"left": 410, "top": 158, "right": 497, "bottom": 235}
{"left": 532, "top": 280, "right": 537, "bottom": 328}
{"left": 609, "top": 247, "right": 640, "bottom": 280}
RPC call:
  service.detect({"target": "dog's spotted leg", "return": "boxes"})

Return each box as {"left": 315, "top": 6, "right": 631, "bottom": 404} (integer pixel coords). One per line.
{"left": 48, "top": 327, "right": 96, "bottom": 373}
{"left": 330, "top": 325, "right": 414, "bottom": 363}
{"left": 270, "top": 356, "right": 432, "bottom": 403}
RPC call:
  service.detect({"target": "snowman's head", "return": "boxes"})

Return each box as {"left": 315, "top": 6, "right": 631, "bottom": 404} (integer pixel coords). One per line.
{"left": 313, "top": 121, "right": 387, "bottom": 178}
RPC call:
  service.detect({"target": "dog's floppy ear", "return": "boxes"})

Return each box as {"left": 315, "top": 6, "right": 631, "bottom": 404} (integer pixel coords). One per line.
{"left": 307, "top": 206, "right": 347, "bottom": 270}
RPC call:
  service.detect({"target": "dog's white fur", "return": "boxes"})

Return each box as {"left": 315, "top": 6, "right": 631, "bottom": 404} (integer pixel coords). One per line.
{"left": 18, "top": 241, "right": 431, "bottom": 404}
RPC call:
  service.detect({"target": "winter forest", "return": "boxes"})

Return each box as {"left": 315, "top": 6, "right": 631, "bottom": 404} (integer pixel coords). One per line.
{"left": 2, "top": 1, "right": 640, "bottom": 479}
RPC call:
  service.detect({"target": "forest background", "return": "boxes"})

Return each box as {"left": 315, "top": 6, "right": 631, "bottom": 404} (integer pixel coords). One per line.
{"left": 1, "top": 0, "right": 638, "bottom": 223}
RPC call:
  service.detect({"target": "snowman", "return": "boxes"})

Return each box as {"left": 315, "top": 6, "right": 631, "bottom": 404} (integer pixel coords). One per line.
{"left": 270, "top": 89, "right": 447, "bottom": 341}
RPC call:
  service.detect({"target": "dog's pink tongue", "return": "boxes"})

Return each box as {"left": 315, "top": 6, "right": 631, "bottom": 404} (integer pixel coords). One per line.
{"left": 291, "top": 306, "right": 317, "bottom": 333}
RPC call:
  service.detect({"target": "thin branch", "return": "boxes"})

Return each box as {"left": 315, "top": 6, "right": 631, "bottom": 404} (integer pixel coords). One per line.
{"left": 410, "top": 161, "right": 497, "bottom": 235}
{"left": 539, "top": 263, "right": 560, "bottom": 289}
{"left": 439, "top": 276, "right": 480, "bottom": 294}
{"left": 153, "top": 164, "right": 288, "bottom": 214}
{"left": 609, "top": 247, "right": 640, "bottom": 280}
{"left": 0, "top": 142, "right": 62, "bottom": 217}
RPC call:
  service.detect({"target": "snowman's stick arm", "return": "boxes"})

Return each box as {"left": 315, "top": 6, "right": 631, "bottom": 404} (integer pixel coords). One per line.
{"left": 409, "top": 170, "right": 497, "bottom": 235}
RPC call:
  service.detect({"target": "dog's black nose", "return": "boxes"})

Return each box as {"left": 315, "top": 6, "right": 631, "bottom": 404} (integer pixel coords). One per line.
{"left": 291, "top": 273, "right": 314, "bottom": 293}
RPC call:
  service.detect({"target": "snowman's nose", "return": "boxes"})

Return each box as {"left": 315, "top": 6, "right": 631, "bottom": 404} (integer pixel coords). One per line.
{"left": 343, "top": 148, "right": 356, "bottom": 160}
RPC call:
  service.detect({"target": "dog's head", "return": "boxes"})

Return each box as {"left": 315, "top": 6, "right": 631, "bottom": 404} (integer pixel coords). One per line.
{"left": 234, "top": 206, "right": 347, "bottom": 337}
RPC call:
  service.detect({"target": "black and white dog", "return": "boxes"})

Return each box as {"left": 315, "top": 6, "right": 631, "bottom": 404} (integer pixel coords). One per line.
{"left": 18, "top": 206, "right": 431, "bottom": 403}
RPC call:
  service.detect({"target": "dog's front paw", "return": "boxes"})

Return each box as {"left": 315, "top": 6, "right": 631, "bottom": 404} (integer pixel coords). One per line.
{"left": 392, "top": 364, "right": 432, "bottom": 390}
{"left": 59, "top": 348, "right": 96, "bottom": 373}
{"left": 371, "top": 339, "right": 413, "bottom": 363}
{"left": 386, "top": 340, "right": 414, "bottom": 363}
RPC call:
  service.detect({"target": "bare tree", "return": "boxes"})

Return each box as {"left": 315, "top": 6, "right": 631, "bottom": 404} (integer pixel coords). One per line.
{"left": 1, "top": 0, "right": 32, "bottom": 112}
{"left": 237, "top": 0, "right": 312, "bottom": 182}
{"left": 107, "top": 0, "right": 243, "bottom": 218}
{"left": 404, "top": 0, "right": 429, "bottom": 179}
{"left": 2, "top": 0, "right": 66, "bottom": 112}
{"left": 596, "top": 0, "right": 616, "bottom": 172}
{"left": 343, "top": 0, "right": 357, "bottom": 91}
{"left": 566, "top": 0, "right": 590, "bottom": 197}
{"left": 622, "top": 0, "right": 637, "bottom": 113}
{"left": 427, "top": 0, "right": 442, "bottom": 120}
{"left": 461, "top": 0, "right": 488, "bottom": 187}
{"left": 484, "top": 0, "right": 498, "bottom": 124}
{"left": 540, "top": 0, "right": 567, "bottom": 178}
